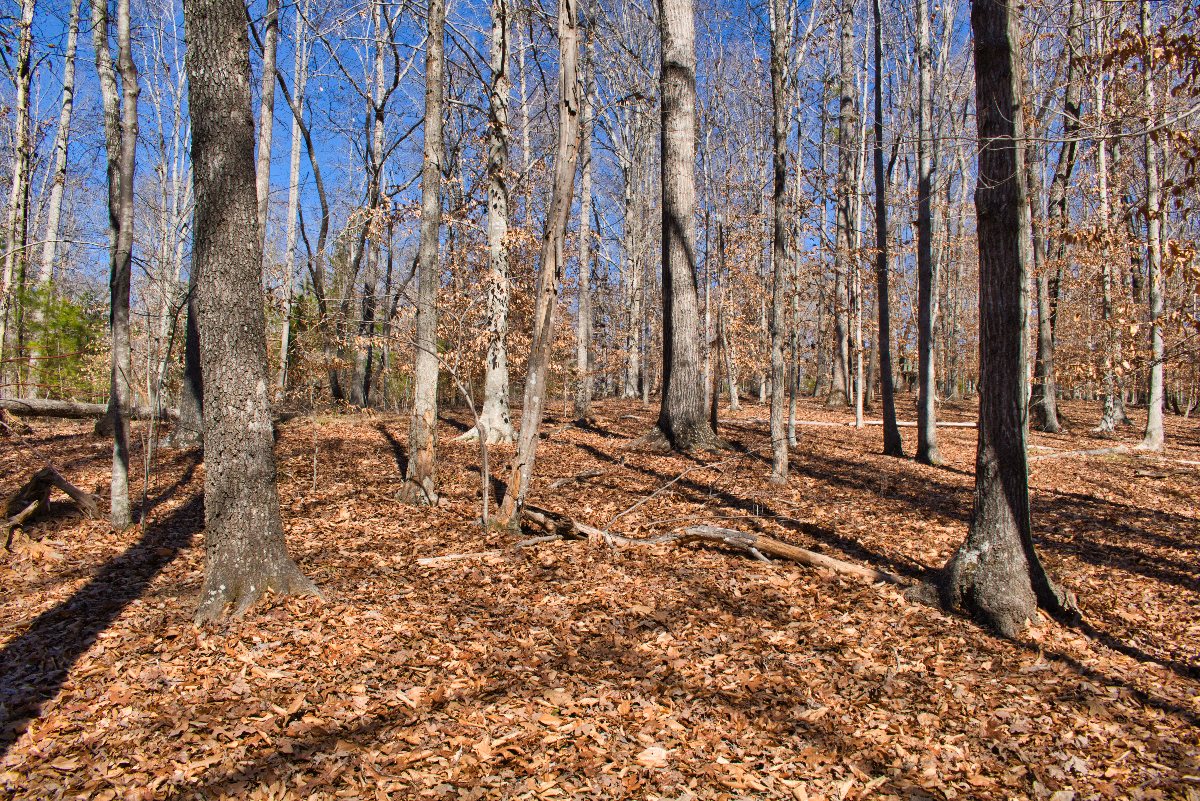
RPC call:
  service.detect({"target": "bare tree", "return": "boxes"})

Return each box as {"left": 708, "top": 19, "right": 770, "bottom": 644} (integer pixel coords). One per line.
{"left": 0, "top": 0, "right": 37, "bottom": 385}
{"left": 942, "top": 0, "right": 1072, "bottom": 637}
{"left": 653, "top": 0, "right": 719, "bottom": 451}
{"left": 767, "top": 0, "right": 789, "bottom": 481}
{"left": 184, "top": 0, "right": 317, "bottom": 622}
{"left": 92, "top": 0, "right": 140, "bottom": 528}
{"left": 255, "top": 0, "right": 280, "bottom": 257}
{"left": 574, "top": 32, "right": 595, "bottom": 422}
{"left": 872, "top": 0, "right": 901, "bottom": 456}
{"left": 30, "top": 0, "right": 84, "bottom": 382}
{"left": 828, "top": 0, "right": 855, "bottom": 409}
{"left": 1139, "top": 0, "right": 1164, "bottom": 451}
{"left": 914, "top": 0, "right": 941, "bottom": 464}
{"left": 495, "top": 0, "right": 582, "bottom": 530}
{"left": 398, "top": 0, "right": 446, "bottom": 504}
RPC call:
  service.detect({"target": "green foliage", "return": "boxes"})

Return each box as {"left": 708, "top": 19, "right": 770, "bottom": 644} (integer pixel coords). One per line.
{"left": 21, "top": 283, "right": 108, "bottom": 401}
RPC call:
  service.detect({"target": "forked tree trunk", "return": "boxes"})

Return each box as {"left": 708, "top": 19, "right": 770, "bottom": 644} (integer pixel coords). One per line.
{"left": 1139, "top": 0, "right": 1164, "bottom": 451}
{"left": 183, "top": 0, "right": 317, "bottom": 622}
{"left": 767, "top": 0, "right": 788, "bottom": 481}
{"left": 915, "top": 0, "right": 941, "bottom": 464}
{"left": 495, "top": 0, "right": 581, "bottom": 529}
{"left": 92, "top": 0, "right": 139, "bottom": 529}
{"left": 654, "top": 0, "right": 719, "bottom": 451}
{"left": 473, "top": 0, "right": 516, "bottom": 443}
{"left": 398, "top": 0, "right": 446, "bottom": 504}
{"left": 872, "top": 0, "right": 902, "bottom": 457}
{"left": 943, "top": 0, "right": 1072, "bottom": 638}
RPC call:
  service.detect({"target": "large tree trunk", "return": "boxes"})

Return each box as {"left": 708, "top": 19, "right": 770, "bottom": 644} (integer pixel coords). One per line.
{"left": 183, "top": 0, "right": 317, "bottom": 622}
{"left": 872, "top": 0, "right": 902, "bottom": 457}
{"left": 472, "top": 0, "right": 516, "bottom": 443}
{"left": 1139, "top": 0, "right": 1164, "bottom": 451}
{"left": 943, "top": 0, "right": 1072, "bottom": 638}
{"left": 767, "top": 0, "right": 789, "bottom": 481}
{"left": 0, "top": 0, "right": 36, "bottom": 392}
{"left": 397, "top": 0, "right": 446, "bottom": 504}
{"left": 92, "top": 0, "right": 139, "bottom": 529}
{"left": 495, "top": 0, "right": 581, "bottom": 529}
{"left": 828, "top": 0, "right": 855, "bottom": 410}
{"left": 654, "top": 0, "right": 719, "bottom": 451}
{"left": 574, "top": 37, "right": 595, "bottom": 422}
{"left": 29, "top": 0, "right": 83, "bottom": 384}
{"left": 915, "top": 0, "right": 941, "bottom": 464}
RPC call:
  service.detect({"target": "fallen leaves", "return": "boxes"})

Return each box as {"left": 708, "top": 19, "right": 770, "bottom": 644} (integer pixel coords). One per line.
{"left": 0, "top": 399, "right": 1197, "bottom": 799}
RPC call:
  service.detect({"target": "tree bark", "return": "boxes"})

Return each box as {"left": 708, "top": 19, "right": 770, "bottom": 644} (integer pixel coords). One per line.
{"left": 473, "top": 0, "right": 516, "bottom": 443}
{"left": 1139, "top": 0, "right": 1164, "bottom": 451}
{"left": 767, "top": 0, "right": 789, "bottom": 481}
{"left": 183, "top": 0, "right": 317, "bottom": 621}
{"left": 0, "top": 0, "right": 36, "bottom": 386}
{"left": 92, "top": 0, "right": 139, "bottom": 528}
{"left": 828, "top": 0, "right": 855, "bottom": 410}
{"left": 574, "top": 36, "right": 595, "bottom": 421}
{"left": 255, "top": 0, "right": 279, "bottom": 257}
{"left": 29, "top": 0, "right": 83, "bottom": 383}
{"left": 943, "top": 0, "right": 1072, "bottom": 638}
{"left": 277, "top": 0, "right": 310, "bottom": 398}
{"left": 398, "top": 0, "right": 446, "bottom": 504}
{"left": 915, "top": 0, "right": 941, "bottom": 464}
{"left": 871, "top": 0, "right": 902, "bottom": 456}
{"left": 495, "top": 0, "right": 581, "bottom": 529}
{"left": 654, "top": 0, "right": 719, "bottom": 451}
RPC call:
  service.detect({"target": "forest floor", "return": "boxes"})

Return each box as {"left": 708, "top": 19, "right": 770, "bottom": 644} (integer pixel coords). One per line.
{"left": 0, "top": 395, "right": 1198, "bottom": 801}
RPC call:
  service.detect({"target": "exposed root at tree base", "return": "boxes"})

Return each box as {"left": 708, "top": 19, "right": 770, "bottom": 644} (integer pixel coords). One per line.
{"left": 194, "top": 564, "right": 322, "bottom": 625}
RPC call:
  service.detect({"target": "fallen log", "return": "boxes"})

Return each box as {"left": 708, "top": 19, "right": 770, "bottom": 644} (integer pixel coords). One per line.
{"left": 549, "top": 469, "right": 605, "bottom": 489}
{"left": 3, "top": 464, "right": 101, "bottom": 549}
{"left": 619, "top": 524, "right": 903, "bottom": 585}
{"left": 1028, "top": 445, "right": 1130, "bottom": 462}
{"left": 0, "top": 398, "right": 176, "bottom": 421}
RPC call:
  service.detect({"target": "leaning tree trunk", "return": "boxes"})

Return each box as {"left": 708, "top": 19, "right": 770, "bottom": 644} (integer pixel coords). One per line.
{"left": 943, "top": 0, "right": 1073, "bottom": 638}
{"left": 872, "top": 0, "right": 902, "bottom": 457}
{"left": 472, "top": 0, "right": 516, "bottom": 443}
{"left": 183, "top": 0, "right": 317, "bottom": 622}
{"left": 1139, "top": 0, "right": 1164, "bottom": 451}
{"left": 654, "top": 0, "right": 720, "bottom": 451}
{"left": 397, "top": 0, "right": 446, "bottom": 504}
{"left": 767, "top": 0, "right": 789, "bottom": 481}
{"left": 494, "top": 0, "right": 581, "bottom": 530}
{"left": 915, "top": 0, "right": 941, "bottom": 464}
{"left": 92, "top": 0, "right": 139, "bottom": 529}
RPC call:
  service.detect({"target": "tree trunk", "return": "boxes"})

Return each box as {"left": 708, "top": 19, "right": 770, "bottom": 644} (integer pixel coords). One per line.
{"left": 871, "top": 0, "right": 901, "bottom": 456}
{"left": 397, "top": 0, "right": 446, "bottom": 504}
{"left": 828, "top": 0, "right": 855, "bottom": 410}
{"left": 574, "top": 36, "right": 595, "bottom": 422}
{"left": 654, "top": 0, "right": 719, "bottom": 452}
{"left": 92, "top": 0, "right": 139, "bottom": 529}
{"left": 277, "top": 0, "right": 310, "bottom": 398}
{"left": 474, "top": 0, "right": 516, "bottom": 443}
{"left": 767, "top": 0, "right": 789, "bottom": 480}
{"left": 943, "top": 0, "right": 1071, "bottom": 638}
{"left": 0, "top": 0, "right": 36, "bottom": 392}
{"left": 184, "top": 0, "right": 317, "bottom": 622}
{"left": 495, "top": 0, "right": 581, "bottom": 529}
{"left": 1139, "top": 0, "right": 1164, "bottom": 451}
{"left": 29, "top": 0, "right": 83, "bottom": 383}
{"left": 915, "top": 0, "right": 941, "bottom": 464}
{"left": 255, "top": 0, "right": 279, "bottom": 257}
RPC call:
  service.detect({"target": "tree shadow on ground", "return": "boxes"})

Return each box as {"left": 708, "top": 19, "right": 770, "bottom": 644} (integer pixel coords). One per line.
{"left": 0, "top": 493, "right": 204, "bottom": 758}
{"left": 374, "top": 424, "right": 408, "bottom": 475}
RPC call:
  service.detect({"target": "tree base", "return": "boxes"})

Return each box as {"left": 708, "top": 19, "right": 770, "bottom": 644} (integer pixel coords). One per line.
{"left": 454, "top": 424, "right": 515, "bottom": 445}
{"left": 396, "top": 478, "right": 439, "bottom": 506}
{"left": 194, "top": 559, "right": 320, "bottom": 624}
